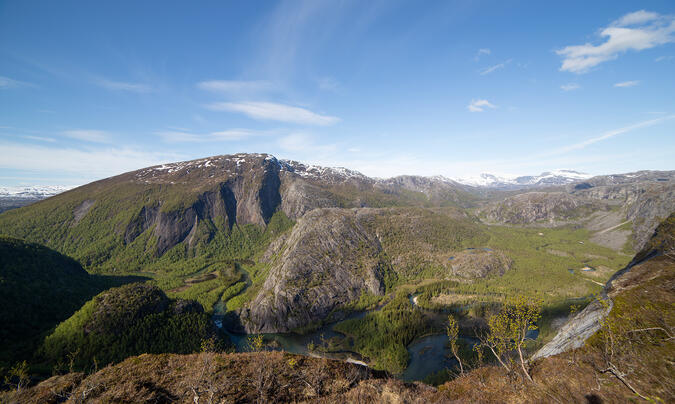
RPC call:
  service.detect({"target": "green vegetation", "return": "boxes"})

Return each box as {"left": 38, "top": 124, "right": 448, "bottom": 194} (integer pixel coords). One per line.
{"left": 477, "top": 295, "right": 543, "bottom": 382}
{"left": 450, "top": 225, "right": 631, "bottom": 301}
{"left": 0, "top": 237, "right": 141, "bottom": 366}
{"left": 40, "top": 283, "right": 222, "bottom": 372}
{"left": 333, "top": 293, "right": 435, "bottom": 374}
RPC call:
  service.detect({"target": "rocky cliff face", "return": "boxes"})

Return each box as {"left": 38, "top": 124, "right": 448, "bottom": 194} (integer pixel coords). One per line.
{"left": 120, "top": 155, "right": 284, "bottom": 255}
{"left": 533, "top": 213, "right": 675, "bottom": 360}
{"left": 234, "top": 208, "right": 386, "bottom": 333}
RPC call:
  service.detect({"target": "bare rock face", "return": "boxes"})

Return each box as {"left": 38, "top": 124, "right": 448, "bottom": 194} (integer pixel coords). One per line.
{"left": 234, "top": 208, "right": 386, "bottom": 333}
{"left": 72, "top": 200, "right": 95, "bottom": 224}
{"left": 625, "top": 184, "right": 675, "bottom": 250}
{"left": 480, "top": 192, "right": 598, "bottom": 225}
{"left": 279, "top": 174, "right": 342, "bottom": 218}
{"left": 570, "top": 174, "right": 675, "bottom": 250}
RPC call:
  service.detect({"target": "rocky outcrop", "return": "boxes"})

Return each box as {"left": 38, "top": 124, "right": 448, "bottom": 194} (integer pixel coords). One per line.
{"left": 625, "top": 184, "right": 675, "bottom": 250}
{"left": 531, "top": 298, "right": 610, "bottom": 360}
{"left": 449, "top": 250, "right": 511, "bottom": 278}
{"left": 233, "top": 209, "right": 386, "bottom": 333}
{"left": 72, "top": 199, "right": 95, "bottom": 224}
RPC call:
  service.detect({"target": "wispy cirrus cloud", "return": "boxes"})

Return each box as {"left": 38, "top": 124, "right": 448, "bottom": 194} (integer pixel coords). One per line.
{"left": 196, "top": 80, "right": 273, "bottom": 93}
{"left": 207, "top": 101, "right": 340, "bottom": 126}
{"left": 557, "top": 10, "right": 675, "bottom": 73}
{"left": 467, "top": 99, "right": 497, "bottom": 112}
{"left": 63, "top": 130, "right": 112, "bottom": 143}
{"left": 550, "top": 115, "right": 675, "bottom": 155}
{"left": 0, "top": 141, "right": 179, "bottom": 181}
{"left": 614, "top": 80, "right": 640, "bottom": 87}
{"left": 23, "top": 135, "right": 56, "bottom": 142}
{"left": 93, "top": 77, "right": 152, "bottom": 93}
{"left": 474, "top": 48, "right": 491, "bottom": 61}
{"left": 479, "top": 59, "right": 512, "bottom": 75}
{"left": 156, "top": 128, "right": 269, "bottom": 143}
{"left": 561, "top": 83, "right": 581, "bottom": 91}
{"left": 278, "top": 132, "right": 336, "bottom": 153}
{"left": 0, "top": 76, "right": 35, "bottom": 89}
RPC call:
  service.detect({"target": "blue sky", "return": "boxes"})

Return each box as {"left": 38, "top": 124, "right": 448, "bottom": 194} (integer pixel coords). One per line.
{"left": 1, "top": 1, "right": 674, "bottom": 186}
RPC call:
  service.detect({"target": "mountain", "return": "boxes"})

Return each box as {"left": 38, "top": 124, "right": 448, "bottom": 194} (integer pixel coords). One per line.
{"left": 0, "top": 153, "right": 474, "bottom": 273}
{"left": 0, "top": 154, "right": 671, "bottom": 335}
{"left": 454, "top": 169, "right": 591, "bottom": 189}
{"left": 477, "top": 170, "right": 675, "bottom": 251}
{"left": 0, "top": 185, "right": 73, "bottom": 198}
{"left": 0, "top": 185, "right": 72, "bottom": 213}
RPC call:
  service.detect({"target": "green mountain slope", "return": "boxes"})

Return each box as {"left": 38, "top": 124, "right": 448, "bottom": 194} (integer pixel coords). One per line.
{"left": 0, "top": 237, "right": 134, "bottom": 365}
{"left": 40, "top": 283, "right": 221, "bottom": 371}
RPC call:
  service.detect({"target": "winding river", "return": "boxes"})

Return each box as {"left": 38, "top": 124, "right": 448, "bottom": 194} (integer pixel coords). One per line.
{"left": 211, "top": 296, "right": 512, "bottom": 382}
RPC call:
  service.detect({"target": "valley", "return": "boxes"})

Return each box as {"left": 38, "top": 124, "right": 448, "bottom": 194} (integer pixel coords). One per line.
{"left": 1, "top": 153, "right": 671, "bottom": 390}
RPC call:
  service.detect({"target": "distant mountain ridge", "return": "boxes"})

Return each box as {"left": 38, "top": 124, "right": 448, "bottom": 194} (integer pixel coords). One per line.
{"left": 452, "top": 169, "right": 591, "bottom": 188}
{"left": 0, "top": 185, "right": 73, "bottom": 213}
{"left": 0, "top": 185, "right": 72, "bottom": 198}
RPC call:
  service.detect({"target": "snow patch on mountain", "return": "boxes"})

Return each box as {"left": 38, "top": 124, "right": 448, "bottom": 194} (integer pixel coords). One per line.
{"left": 453, "top": 170, "right": 591, "bottom": 188}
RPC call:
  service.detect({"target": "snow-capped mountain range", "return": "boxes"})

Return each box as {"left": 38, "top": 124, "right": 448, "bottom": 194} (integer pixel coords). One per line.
{"left": 451, "top": 169, "right": 591, "bottom": 188}
{"left": 0, "top": 185, "right": 73, "bottom": 199}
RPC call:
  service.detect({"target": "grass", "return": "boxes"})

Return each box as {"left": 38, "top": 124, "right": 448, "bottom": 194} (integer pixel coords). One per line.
{"left": 449, "top": 225, "right": 631, "bottom": 301}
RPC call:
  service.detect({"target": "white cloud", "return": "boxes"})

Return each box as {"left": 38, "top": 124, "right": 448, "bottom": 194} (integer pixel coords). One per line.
{"left": 467, "top": 99, "right": 497, "bottom": 112}
{"left": 23, "top": 135, "right": 56, "bottom": 142}
{"left": 614, "top": 80, "right": 640, "bottom": 87}
{"left": 196, "top": 80, "right": 272, "bottom": 93}
{"left": 551, "top": 115, "right": 675, "bottom": 155}
{"left": 474, "top": 48, "right": 491, "bottom": 61}
{"left": 155, "top": 131, "right": 202, "bottom": 143}
{"left": 479, "top": 59, "right": 512, "bottom": 75}
{"left": 561, "top": 83, "right": 581, "bottom": 91}
{"left": 613, "top": 10, "right": 660, "bottom": 27}
{"left": 156, "top": 128, "right": 267, "bottom": 143}
{"left": 557, "top": 10, "right": 675, "bottom": 73}
{"left": 655, "top": 55, "right": 673, "bottom": 62}
{"left": 212, "top": 129, "right": 263, "bottom": 140}
{"left": 278, "top": 132, "right": 336, "bottom": 153}
{"left": 94, "top": 78, "right": 151, "bottom": 93}
{"left": 0, "top": 142, "right": 179, "bottom": 181}
{"left": 207, "top": 101, "right": 340, "bottom": 126}
{"left": 0, "top": 76, "right": 33, "bottom": 89}
{"left": 63, "top": 130, "right": 111, "bottom": 143}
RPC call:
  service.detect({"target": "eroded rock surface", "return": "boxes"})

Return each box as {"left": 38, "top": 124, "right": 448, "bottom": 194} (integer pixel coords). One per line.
{"left": 234, "top": 209, "right": 386, "bottom": 333}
